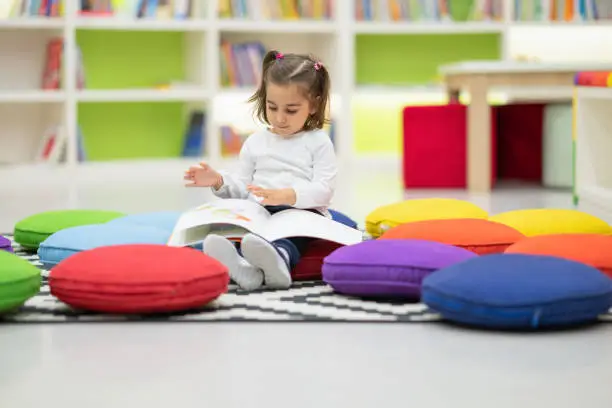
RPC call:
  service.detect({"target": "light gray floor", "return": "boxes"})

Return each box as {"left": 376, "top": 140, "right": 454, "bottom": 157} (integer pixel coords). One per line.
{"left": 1, "top": 158, "right": 611, "bottom": 408}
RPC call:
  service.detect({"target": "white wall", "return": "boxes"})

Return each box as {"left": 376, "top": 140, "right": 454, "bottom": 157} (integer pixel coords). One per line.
{"left": 508, "top": 26, "right": 612, "bottom": 62}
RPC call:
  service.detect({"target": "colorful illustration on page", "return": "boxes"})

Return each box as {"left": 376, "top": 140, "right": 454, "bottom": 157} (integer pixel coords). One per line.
{"left": 194, "top": 203, "right": 252, "bottom": 222}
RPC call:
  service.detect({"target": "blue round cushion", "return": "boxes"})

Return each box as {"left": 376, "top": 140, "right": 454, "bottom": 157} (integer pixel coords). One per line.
{"left": 422, "top": 254, "right": 612, "bottom": 329}
{"left": 38, "top": 224, "right": 170, "bottom": 268}
{"left": 106, "top": 210, "right": 205, "bottom": 249}
{"left": 106, "top": 211, "right": 182, "bottom": 232}
{"left": 329, "top": 209, "right": 358, "bottom": 230}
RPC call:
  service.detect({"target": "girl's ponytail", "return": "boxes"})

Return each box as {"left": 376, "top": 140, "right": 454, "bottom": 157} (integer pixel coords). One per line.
{"left": 262, "top": 50, "right": 279, "bottom": 74}
{"left": 247, "top": 50, "right": 280, "bottom": 121}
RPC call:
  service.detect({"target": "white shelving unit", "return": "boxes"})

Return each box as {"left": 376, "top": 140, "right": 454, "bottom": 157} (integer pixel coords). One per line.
{"left": 2, "top": 0, "right": 612, "bottom": 170}
{"left": 574, "top": 86, "right": 612, "bottom": 222}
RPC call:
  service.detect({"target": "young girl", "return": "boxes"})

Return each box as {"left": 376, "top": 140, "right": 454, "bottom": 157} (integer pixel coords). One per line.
{"left": 183, "top": 50, "right": 336, "bottom": 291}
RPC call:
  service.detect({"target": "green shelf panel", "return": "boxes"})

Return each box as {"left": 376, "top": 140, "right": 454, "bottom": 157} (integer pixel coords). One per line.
{"left": 76, "top": 30, "right": 188, "bottom": 160}
{"left": 353, "top": 32, "right": 501, "bottom": 153}
{"left": 78, "top": 102, "right": 187, "bottom": 161}
{"left": 355, "top": 33, "right": 501, "bottom": 85}
{"left": 352, "top": 99, "right": 446, "bottom": 154}
{"left": 76, "top": 30, "right": 186, "bottom": 89}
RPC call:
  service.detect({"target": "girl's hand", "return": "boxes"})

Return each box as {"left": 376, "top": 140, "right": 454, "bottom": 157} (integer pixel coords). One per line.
{"left": 184, "top": 162, "right": 223, "bottom": 189}
{"left": 248, "top": 186, "right": 296, "bottom": 206}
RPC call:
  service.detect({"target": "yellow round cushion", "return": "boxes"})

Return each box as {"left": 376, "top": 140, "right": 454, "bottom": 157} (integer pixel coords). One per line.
{"left": 489, "top": 209, "right": 612, "bottom": 237}
{"left": 365, "top": 198, "right": 488, "bottom": 238}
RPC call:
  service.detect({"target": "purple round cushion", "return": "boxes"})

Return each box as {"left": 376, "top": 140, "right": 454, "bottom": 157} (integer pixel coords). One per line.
{"left": 322, "top": 239, "right": 477, "bottom": 298}
{"left": 0, "top": 235, "right": 12, "bottom": 253}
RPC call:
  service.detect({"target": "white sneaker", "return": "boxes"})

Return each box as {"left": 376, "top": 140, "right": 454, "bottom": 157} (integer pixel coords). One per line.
{"left": 241, "top": 233, "right": 292, "bottom": 289}
{"left": 203, "top": 234, "right": 263, "bottom": 291}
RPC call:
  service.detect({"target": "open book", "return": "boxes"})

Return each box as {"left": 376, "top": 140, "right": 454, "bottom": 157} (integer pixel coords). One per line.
{"left": 167, "top": 199, "right": 363, "bottom": 247}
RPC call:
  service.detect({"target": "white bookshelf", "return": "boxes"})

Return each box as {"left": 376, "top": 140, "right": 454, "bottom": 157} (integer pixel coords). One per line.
{"left": 2, "top": 0, "right": 612, "bottom": 170}
{"left": 574, "top": 87, "right": 612, "bottom": 223}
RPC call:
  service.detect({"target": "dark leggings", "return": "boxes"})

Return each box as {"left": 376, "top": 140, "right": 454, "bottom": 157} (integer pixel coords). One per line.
{"left": 235, "top": 205, "right": 321, "bottom": 269}
{"left": 264, "top": 205, "right": 322, "bottom": 269}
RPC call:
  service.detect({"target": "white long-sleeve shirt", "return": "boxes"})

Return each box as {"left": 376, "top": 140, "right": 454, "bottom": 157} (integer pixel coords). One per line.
{"left": 212, "top": 128, "right": 337, "bottom": 215}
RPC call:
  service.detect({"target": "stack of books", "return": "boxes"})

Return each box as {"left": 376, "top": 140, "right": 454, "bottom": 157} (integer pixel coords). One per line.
{"left": 78, "top": 0, "right": 193, "bottom": 19}
{"left": 514, "top": 0, "right": 612, "bottom": 22}
{"left": 219, "top": 0, "right": 334, "bottom": 20}
{"left": 0, "top": 0, "right": 63, "bottom": 18}
{"left": 220, "top": 40, "right": 267, "bottom": 88}
{"left": 355, "top": 0, "right": 503, "bottom": 22}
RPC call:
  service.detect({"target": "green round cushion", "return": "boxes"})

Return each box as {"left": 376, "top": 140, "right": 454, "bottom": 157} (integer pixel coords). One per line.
{"left": 0, "top": 251, "right": 41, "bottom": 312}
{"left": 14, "top": 209, "right": 125, "bottom": 250}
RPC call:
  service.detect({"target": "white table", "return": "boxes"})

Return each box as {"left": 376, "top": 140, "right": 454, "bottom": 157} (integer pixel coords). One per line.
{"left": 439, "top": 61, "right": 612, "bottom": 193}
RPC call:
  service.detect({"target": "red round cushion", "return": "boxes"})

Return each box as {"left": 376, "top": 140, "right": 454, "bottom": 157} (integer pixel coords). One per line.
{"left": 505, "top": 234, "right": 612, "bottom": 278}
{"left": 291, "top": 239, "right": 343, "bottom": 281}
{"left": 49, "top": 244, "right": 229, "bottom": 313}
{"left": 379, "top": 218, "right": 525, "bottom": 255}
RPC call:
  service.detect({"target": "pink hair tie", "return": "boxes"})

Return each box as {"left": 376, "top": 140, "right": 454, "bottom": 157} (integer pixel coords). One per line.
{"left": 314, "top": 61, "right": 322, "bottom": 71}
{"left": 275, "top": 52, "right": 284, "bottom": 60}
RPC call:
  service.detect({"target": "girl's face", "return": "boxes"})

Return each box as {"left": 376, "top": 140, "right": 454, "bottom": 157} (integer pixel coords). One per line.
{"left": 265, "top": 82, "right": 315, "bottom": 137}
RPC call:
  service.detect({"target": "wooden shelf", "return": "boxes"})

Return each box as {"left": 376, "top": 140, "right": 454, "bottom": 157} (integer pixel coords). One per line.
{"left": 76, "top": 89, "right": 210, "bottom": 103}
{"left": 354, "top": 21, "right": 504, "bottom": 34}
{"left": 0, "top": 18, "right": 64, "bottom": 29}
{"left": 0, "top": 90, "right": 65, "bottom": 103}
{"left": 216, "top": 19, "right": 337, "bottom": 33}
{"left": 74, "top": 17, "right": 209, "bottom": 31}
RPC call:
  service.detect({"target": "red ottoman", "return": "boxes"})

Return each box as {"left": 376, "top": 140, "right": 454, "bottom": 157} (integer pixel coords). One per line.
{"left": 49, "top": 245, "right": 229, "bottom": 313}
{"left": 402, "top": 104, "right": 498, "bottom": 188}
{"left": 291, "top": 239, "right": 343, "bottom": 281}
{"left": 496, "top": 103, "right": 544, "bottom": 182}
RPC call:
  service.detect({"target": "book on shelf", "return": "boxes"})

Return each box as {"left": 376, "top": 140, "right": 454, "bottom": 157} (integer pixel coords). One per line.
{"left": 36, "top": 125, "right": 65, "bottom": 163}
{"left": 220, "top": 125, "right": 249, "bottom": 157}
{"left": 35, "top": 125, "right": 87, "bottom": 163}
{"left": 182, "top": 110, "right": 206, "bottom": 157}
{"left": 167, "top": 198, "right": 362, "bottom": 247}
{"left": 355, "top": 0, "right": 503, "bottom": 22}
{"left": 220, "top": 40, "right": 266, "bottom": 87}
{"left": 218, "top": 0, "right": 334, "bottom": 20}
{"left": 514, "top": 0, "right": 612, "bottom": 22}
{"left": 79, "top": 0, "right": 193, "bottom": 19}
{"left": 574, "top": 71, "right": 612, "bottom": 86}
{"left": 0, "top": 0, "right": 63, "bottom": 18}
{"left": 41, "top": 37, "right": 85, "bottom": 90}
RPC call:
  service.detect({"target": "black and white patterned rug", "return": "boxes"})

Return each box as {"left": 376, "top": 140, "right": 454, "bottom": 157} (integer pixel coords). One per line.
{"left": 4, "top": 235, "right": 612, "bottom": 324}
{"left": 1, "top": 235, "right": 440, "bottom": 323}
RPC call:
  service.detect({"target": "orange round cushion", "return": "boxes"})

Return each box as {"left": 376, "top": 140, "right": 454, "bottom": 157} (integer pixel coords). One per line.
{"left": 49, "top": 244, "right": 229, "bottom": 313}
{"left": 505, "top": 234, "right": 612, "bottom": 277}
{"left": 380, "top": 218, "right": 525, "bottom": 255}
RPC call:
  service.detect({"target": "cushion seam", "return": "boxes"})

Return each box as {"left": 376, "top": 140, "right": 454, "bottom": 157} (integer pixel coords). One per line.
{"left": 424, "top": 286, "right": 612, "bottom": 308}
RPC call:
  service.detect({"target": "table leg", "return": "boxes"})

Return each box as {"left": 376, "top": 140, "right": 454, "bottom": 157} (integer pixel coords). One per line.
{"left": 466, "top": 76, "right": 491, "bottom": 193}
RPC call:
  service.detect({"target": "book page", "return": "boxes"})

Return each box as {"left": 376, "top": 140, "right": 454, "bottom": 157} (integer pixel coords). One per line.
{"left": 260, "top": 209, "right": 363, "bottom": 245}
{"left": 167, "top": 199, "right": 271, "bottom": 246}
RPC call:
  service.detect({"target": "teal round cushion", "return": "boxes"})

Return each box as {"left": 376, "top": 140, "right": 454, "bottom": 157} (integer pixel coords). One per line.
{"left": 0, "top": 251, "right": 42, "bottom": 312}
{"left": 38, "top": 223, "right": 170, "bottom": 268}
{"left": 106, "top": 211, "right": 182, "bottom": 232}
{"left": 14, "top": 209, "right": 125, "bottom": 250}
